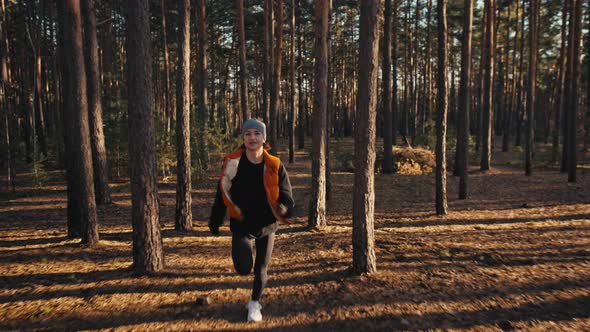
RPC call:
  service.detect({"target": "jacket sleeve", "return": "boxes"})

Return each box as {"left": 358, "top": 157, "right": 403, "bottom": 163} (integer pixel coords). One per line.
{"left": 209, "top": 181, "right": 226, "bottom": 233}
{"left": 278, "top": 163, "right": 295, "bottom": 218}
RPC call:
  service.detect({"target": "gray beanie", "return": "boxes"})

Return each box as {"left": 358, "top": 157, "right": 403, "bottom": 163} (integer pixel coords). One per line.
{"left": 243, "top": 119, "right": 267, "bottom": 139}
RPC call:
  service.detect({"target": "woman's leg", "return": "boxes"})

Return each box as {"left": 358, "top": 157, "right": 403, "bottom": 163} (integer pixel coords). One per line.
{"left": 252, "top": 232, "right": 275, "bottom": 301}
{"left": 232, "top": 233, "right": 254, "bottom": 275}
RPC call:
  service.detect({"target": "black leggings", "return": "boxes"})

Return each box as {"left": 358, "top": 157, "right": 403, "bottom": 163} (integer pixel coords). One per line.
{"left": 232, "top": 232, "right": 275, "bottom": 301}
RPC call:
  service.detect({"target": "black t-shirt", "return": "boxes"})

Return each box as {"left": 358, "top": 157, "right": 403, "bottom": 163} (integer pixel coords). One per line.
{"left": 230, "top": 153, "right": 276, "bottom": 235}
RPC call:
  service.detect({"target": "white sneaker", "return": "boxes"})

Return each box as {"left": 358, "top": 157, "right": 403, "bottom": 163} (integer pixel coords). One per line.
{"left": 246, "top": 300, "right": 262, "bottom": 322}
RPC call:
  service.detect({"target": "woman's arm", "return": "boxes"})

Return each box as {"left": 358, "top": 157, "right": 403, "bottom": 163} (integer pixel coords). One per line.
{"left": 208, "top": 181, "right": 226, "bottom": 234}
{"left": 278, "top": 163, "right": 295, "bottom": 218}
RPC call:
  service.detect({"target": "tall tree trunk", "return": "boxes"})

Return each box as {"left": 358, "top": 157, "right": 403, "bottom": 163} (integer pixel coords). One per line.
{"left": 382, "top": 0, "right": 393, "bottom": 174}
{"left": 308, "top": 0, "right": 328, "bottom": 230}
{"left": 297, "top": 1, "right": 305, "bottom": 149}
{"left": 82, "top": 0, "right": 111, "bottom": 205}
{"left": 270, "top": 0, "right": 283, "bottom": 154}
{"left": 480, "top": 0, "right": 495, "bottom": 171}
{"left": 160, "top": 0, "right": 171, "bottom": 123}
{"left": 424, "top": 0, "right": 433, "bottom": 134}
{"left": 263, "top": 0, "right": 273, "bottom": 125}
{"left": 504, "top": 0, "right": 520, "bottom": 152}
{"left": 525, "top": 0, "right": 539, "bottom": 176}
{"left": 567, "top": 0, "right": 582, "bottom": 182}
{"left": 457, "top": 0, "right": 473, "bottom": 200}
{"left": 435, "top": 0, "right": 448, "bottom": 215}
{"left": 59, "top": 0, "right": 99, "bottom": 246}
{"left": 236, "top": 0, "right": 249, "bottom": 122}
{"left": 288, "top": 0, "right": 296, "bottom": 163}
{"left": 392, "top": 0, "right": 399, "bottom": 146}
{"left": 126, "top": 0, "right": 165, "bottom": 273}
{"left": 353, "top": 0, "right": 380, "bottom": 275}
{"left": 553, "top": 0, "right": 567, "bottom": 161}
{"left": 1, "top": 0, "right": 12, "bottom": 193}
{"left": 562, "top": 0, "right": 574, "bottom": 173}
{"left": 175, "top": 0, "right": 192, "bottom": 231}
{"left": 196, "top": 0, "right": 209, "bottom": 170}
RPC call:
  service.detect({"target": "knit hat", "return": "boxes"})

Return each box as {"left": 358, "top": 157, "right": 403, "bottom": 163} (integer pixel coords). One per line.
{"left": 243, "top": 119, "right": 267, "bottom": 140}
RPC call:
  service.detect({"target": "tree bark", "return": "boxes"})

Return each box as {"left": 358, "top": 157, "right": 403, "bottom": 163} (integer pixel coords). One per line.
{"left": 81, "top": 0, "right": 111, "bottom": 205}
{"left": 435, "top": 0, "right": 448, "bottom": 215}
{"left": 525, "top": 0, "right": 539, "bottom": 176}
{"left": 382, "top": 0, "right": 393, "bottom": 174}
{"left": 236, "top": 0, "right": 249, "bottom": 122}
{"left": 308, "top": 0, "right": 328, "bottom": 230}
{"left": 269, "top": 0, "right": 283, "bottom": 154}
{"left": 59, "top": 0, "right": 99, "bottom": 246}
{"left": 480, "top": 0, "right": 495, "bottom": 171}
{"left": 552, "top": 0, "right": 566, "bottom": 161}
{"left": 196, "top": 0, "right": 209, "bottom": 170}
{"left": 457, "top": 0, "right": 473, "bottom": 200}
{"left": 263, "top": 0, "right": 273, "bottom": 125}
{"left": 392, "top": 0, "right": 399, "bottom": 147}
{"left": 126, "top": 0, "right": 165, "bottom": 273}
{"left": 567, "top": 0, "right": 582, "bottom": 182}
{"left": 297, "top": 1, "right": 305, "bottom": 149}
{"left": 175, "top": 0, "right": 192, "bottom": 231}
{"left": 353, "top": 0, "right": 380, "bottom": 275}
{"left": 288, "top": 0, "right": 296, "bottom": 163}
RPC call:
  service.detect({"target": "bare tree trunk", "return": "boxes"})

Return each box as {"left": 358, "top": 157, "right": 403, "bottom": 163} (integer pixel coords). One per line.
{"left": 382, "top": 0, "right": 393, "bottom": 174}
{"left": 288, "top": 0, "right": 296, "bottom": 163}
{"left": 263, "top": 0, "right": 273, "bottom": 125}
{"left": 504, "top": 0, "right": 520, "bottom": 152}
{"left": 435, "top": 0, "right": 448, "bottom": 215}
{"left": 236, "top": 0, "right": 249, "bottom": 122}
{"left": 568, "top": 0, "right": 582, "bottom": 182}
{"left": 457, "top": 0, "right": 473, "bottom": 200}
{"left": 392, "top": 0, "right": 399, "bottom": 146}
{"left": 525, "top": 0, "right": 539, "bottom": 176}
{"left": 82, "top": 0, "right": 111, "bottom": 205}
{"left": 269, "top": 0, "right": 283, "bottom": 154}
{"left": 1, "top": 0, "right": 12, "bottom": 193}
{"left": 175, "top": 0, "right": 192, "bottom": 231}
{"left": 353, "top": 0, "right": 380, "bottom": 275}
{"left": 481, "top": 0, "right": 495, "bottom": 171}
{"left": 196, "top": 0, "right": 209, "bottom": 170}
{"left": 159, "top": 0, "right": 171, "bottom": 124}
{"left": 553, "top": 0, "right": 566, "bottom": 160}
{"left": 308, "top": 0, "right": 328, "bottom": 230}
{"left": 59, "top": 0, "right": 98, "bottom": 246}
{"left": 297, "top": 1, "right": 305, "bottom": 149}
{"left": 126, "top": 0, "right": 165, "bottom": 273}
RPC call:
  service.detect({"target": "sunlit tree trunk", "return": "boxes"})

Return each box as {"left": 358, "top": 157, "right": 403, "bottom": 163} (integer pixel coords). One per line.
{"left": 82, "top": 0, "right": 111, "bottom": 205}
{"left": 269, "top": 0, "right": 283, "bottom": 154}
{"left": 175, "top": 0, "right": 192, "bottom": 231}
{"left": 435, "top": 0, "right": 448, "bottom": 215}
{"left": 308, "top": 0, "right": 328, "bottom": 230}
{"left": 236, "top": 0, "right": 249, "bottom": 122}
{"left": 457, "top": 0, "right": 473, "bottom": 199}
{"left": 288, "top": 0, "right": 296, "bottom": 163}
{"left": 126, "top": 0, "right": 165, "bottom": 273}
{"left": 59, "top": 0, "right": 99, "bottom": 246}
{"left": 480, "top": 0, "right": 495, "bottom": 171}
{"left": 353, "top": 0, "right": 380, "bottom": 275}
{"left": 382, "top": 0, "right": 393, "bottom": 174}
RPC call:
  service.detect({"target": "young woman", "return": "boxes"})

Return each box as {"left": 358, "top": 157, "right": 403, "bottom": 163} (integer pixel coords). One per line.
{"left": 209, "top": 119, "right": 294, "bottom": 322}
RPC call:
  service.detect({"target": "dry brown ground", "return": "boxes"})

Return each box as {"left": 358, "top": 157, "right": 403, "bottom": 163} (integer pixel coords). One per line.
{"left": 0, "top": 143, "right": 589, "bottom": 331}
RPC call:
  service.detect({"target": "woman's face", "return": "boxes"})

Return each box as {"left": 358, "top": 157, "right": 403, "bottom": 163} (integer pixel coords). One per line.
{"left": 243, "top": 128, "right": 265, "bottom": 151}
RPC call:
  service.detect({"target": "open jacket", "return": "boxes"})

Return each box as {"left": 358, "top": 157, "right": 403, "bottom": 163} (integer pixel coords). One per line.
{"left": 209, "top": 147, "right": 294, "bottom": 237}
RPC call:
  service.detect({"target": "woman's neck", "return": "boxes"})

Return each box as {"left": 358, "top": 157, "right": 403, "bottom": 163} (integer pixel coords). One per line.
{"left": 245, "top": 147, "right": 264, "bottom": 164}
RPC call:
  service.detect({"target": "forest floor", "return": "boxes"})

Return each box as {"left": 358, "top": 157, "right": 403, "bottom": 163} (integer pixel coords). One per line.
{"left": 0, "top": 141, "right": 589, "bottom": 331}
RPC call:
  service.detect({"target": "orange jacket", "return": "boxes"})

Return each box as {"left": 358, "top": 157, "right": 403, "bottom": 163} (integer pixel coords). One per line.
{"left": 218, "top": 147, "right": 290, "bottom": 224}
